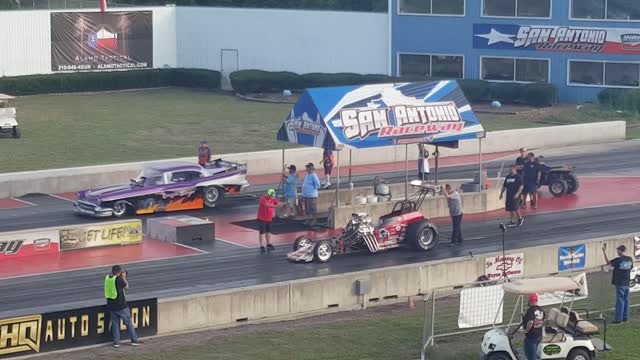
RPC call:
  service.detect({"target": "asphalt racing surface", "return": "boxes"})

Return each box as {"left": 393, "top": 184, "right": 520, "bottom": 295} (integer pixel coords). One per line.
{"left": 0, "top": 141, "right": 639, "bottom": 317}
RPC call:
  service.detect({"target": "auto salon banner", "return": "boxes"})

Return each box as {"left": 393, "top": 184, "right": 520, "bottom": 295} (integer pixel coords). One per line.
{"left": 0, "top": 298, "right": 157, "bottom": 358}
{"left": 558, "top": 244, "right": 586, "bottom": 271}
{"left": 51, "top": 11, "right": 153, "bottom": 72}
{"left": 0, "top": 230, "right": 59, "bottom": 259}
{"left": 473, "top": 23, "right": 640, "bottom": 54}
{"left": 59, "top": 220, "right": 143, "bottom": 251}
{"left": 485, "top": 253, "right": 524, "bottom": 280}
{"left": 538, "top": 272, "right": 589, "bottom": 306}
{"left": 277, "top": 81, "right": 485, "bottom": 150}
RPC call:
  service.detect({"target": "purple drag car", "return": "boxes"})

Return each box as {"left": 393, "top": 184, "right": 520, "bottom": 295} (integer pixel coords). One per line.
{"left": 74, "top": 159, "right": 249, "bottom": 218}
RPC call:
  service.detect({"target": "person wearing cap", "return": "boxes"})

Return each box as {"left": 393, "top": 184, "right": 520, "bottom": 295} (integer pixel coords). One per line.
{"left": 320, "top": 149, "right": 335, "bottom": 189}
{"left": 197, "top": 140, "right": 211, "bottom": 166}
{"left": 257, "top": 189, "right": 285, "bottom": 253}
{"left": 523, "top": 293, "right": 544, "bottom": 360}
{"left": 515, "top": 147, "right": 528, "bottom": 175}
{"left": 104, "top": 265, "right": 142, "bottom": 347}
{"left": 302, "top": 163, "right": 321, "bottom": 227}
{"left": 602, "top": 244, "right": 634, "bottom": 323}
{"left": 283, "top": 165, "right": 298, "bottom": 217}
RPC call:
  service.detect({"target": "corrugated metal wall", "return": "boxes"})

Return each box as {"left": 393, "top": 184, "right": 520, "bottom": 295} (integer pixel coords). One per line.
{"left": 176, "top": 7, "right": 388, "bottom": 74}
{"left": 0, "top": 6, "right": 388, "bottom": 78}
{"left": 0, "top": 7, "right": 177, "bottom": 77}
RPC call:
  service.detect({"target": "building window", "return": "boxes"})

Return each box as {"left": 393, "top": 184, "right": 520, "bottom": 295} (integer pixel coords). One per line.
{"left": 399, "top": 0, "right": 464, "bottom": 15}
{"left": 481, "top": 57, "right": 549, "bottom": 82}
{"left": 399, "top": 54, "right": 464, "bottom": 78}
{"left": 483, "top": 0, "right": 551, "bottom": 18}
{"left": 569, "top": 61, "right": 640, "bottom": 87}
{"left": 571, "top": 0, "right": 640, "bottom": 20}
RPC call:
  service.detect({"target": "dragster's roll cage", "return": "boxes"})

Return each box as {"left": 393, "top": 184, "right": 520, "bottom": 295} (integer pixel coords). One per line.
{"left": 393, "top": 180, "right": 440, "bottom": 214}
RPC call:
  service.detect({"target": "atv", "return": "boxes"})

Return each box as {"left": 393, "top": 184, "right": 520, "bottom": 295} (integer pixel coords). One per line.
{"left": 287, "top": 180, "right": 439, "bottom": 263}
{"left": 539, "top": 165, "right": 579, "bottom": 197}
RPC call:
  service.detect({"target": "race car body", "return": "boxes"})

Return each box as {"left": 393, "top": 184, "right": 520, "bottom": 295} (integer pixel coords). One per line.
{"left": 74, "top": 159, "right": 249, "bottom": 218}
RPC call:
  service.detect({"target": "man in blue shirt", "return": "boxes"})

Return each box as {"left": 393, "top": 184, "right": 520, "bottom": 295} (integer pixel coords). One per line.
{"left": 302, "top": 163, "right": 321, "bottom": 227}
{"left": 603, "top": 244, "right": 634, "bottom": 323}
{"left": 283, "top": 165, "right": 298, "bottom": 217}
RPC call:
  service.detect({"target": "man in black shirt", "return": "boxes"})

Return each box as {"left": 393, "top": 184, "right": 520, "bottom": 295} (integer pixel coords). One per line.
{"left": 522, "top": 152, "right": 539, "bottom": 209}
{"left": 515, "top": 147, "right": 528, "bottom": 175}
{"left": 105, "top": 265, "right": 142, "bottom": 347}
{"left": 602, "top": 244, "right": 634, "bottom": 323}
{"left": 523, "top": 293, "right": 544, "bottom": 360}
{"left": 500, "top": 165, "right": 524, "bottom": 226}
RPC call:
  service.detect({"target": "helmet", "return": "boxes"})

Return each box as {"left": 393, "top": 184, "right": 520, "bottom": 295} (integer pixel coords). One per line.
{"left": 267, "top": 189, "right": 276, "bottom": 197}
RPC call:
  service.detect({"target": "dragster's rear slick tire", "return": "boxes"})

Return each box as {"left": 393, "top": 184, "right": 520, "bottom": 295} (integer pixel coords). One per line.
{"left": 313, "top": 240, "right": 333, "bottom": 263}
{"left": 408, "top": 220, "right": 438, "bottom": 251}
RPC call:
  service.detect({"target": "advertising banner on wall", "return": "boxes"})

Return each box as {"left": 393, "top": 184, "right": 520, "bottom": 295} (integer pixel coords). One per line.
{"left": 558, "top": 244, "right": 586, "bottom": 272}
{"left": 0, "top": 298, "right": 157, "bottom": 358}
{"left": 458, "top": 284, "right": 504, "bottom": 328}
{"left": 634, "top": 235, "right": 640, "bottom": 260}
{"left": 474, "top": 23, "right": 640, "bottom": 55}
{"left": 59, "top": 221, "right": 143, "bottom": 251}
{"left": 51, "top": 11, "right": 153, "bottom": 72}
{"left": 538, "top": 272, "right": 589, "bottom": 306}
{"left": 0, "top": 230, "right": 59, "bottom": 259}
{"left": 485, "top": 253, "right": 525, "bottom": 280}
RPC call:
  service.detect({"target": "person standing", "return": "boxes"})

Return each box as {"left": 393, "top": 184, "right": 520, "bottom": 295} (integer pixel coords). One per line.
{"left": 418, "top": 143, "right": 430, "bottom": 181}
{"left": 257, "top": 189, "right": 285, "bottom": 253}
{"left": 104, "top": 265, "right": 142, "bottom": 348}
{"left": 515, "top": 147, "right": 528, "bottom": 175}
{"left": 197, "top": 140, "right": 211, "bottom": 166}
{"left": 443, "top": 184, "right": 463, "bottom": 245}
{"left": 283, "top": 165, "right": 298, "bottom": 217}
{"left": 321, "top": 149, "right": 335, "bottom": 189}
{"left": 302, "top": 163, "right": 321, "bottom": 227}
{"left": 602, "top": 244, "right": 634, "bottom": 323}
{"left": 499, "top": 165, "right": 524, "bottom": 227}
{"left": 522, "top": 152, "right": 539, "bottom": 209}
{"left": 523, "top": 293, "right": 544, "bottom": 360}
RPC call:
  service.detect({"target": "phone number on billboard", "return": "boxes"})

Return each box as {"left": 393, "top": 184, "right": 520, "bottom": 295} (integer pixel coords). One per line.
{"left": 57, "top": 65, "right": 92, "bottom": 71}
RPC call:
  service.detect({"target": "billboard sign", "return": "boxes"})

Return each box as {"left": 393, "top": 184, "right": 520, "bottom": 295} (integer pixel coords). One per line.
{"left": 558, "top": 244, "right": 586, "bottom": 271}
{"left": 59, "top": 221, "right": 143, "bottom": 251}
{"left": 0, "top": 230, "right": 59, "bottom": 259}
{"left": 51, "top": 11, "right": 153, "bottom": 72}
{"left": 485, "top": 253, "right": 525, "bottom": 280}
{"left": 474, "top": 23, "right": 640, "bottom": 54}
{"left": 0, "top": 299, "right": 157, "bottom": 358}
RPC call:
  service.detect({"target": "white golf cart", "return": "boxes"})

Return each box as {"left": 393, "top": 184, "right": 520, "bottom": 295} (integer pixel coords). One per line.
{"left": 481, "top": 277, "right": 609, "bottom": 360}
{"left": 0, "top": 94, "right": 20, "bottom": 138}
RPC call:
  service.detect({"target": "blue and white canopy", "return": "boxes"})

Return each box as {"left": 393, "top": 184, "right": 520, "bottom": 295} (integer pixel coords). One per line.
{"left": 277, "top": 81, "right": 485, "bottom": 150}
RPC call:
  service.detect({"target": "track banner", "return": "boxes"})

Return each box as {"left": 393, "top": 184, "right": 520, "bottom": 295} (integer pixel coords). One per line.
{"left": 51, "top": 11, "right": 153, "bottom": 72}
{"left": 538, "top": 273, "right": 589, "bottom": 306}
{"left": 59, "top": 220, "right": 143, "bottom": 251}
{"left": 485, "top": 253, "right": 525, "bottom": 280}
{"left": 0, "top": 230, "right": 59, "bottom": 259}
{"left": 474, "top": 23, "right": 640, "bottom": 55}
{"left": 558, "top": 244, "right": 586, "bottom": 272}
{"left": 634, "top": 235, "right": 640, "bottom": 260}
{"left": 0, "top": 299, "right": 157, "bottom": 358}
{"left": 458, "top": 284, "right": 504, "bottom": 328}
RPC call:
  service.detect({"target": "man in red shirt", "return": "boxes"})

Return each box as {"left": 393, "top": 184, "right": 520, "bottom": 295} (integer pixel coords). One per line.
{"left": 257, "top": 189, "right": 285, "bottom": 253}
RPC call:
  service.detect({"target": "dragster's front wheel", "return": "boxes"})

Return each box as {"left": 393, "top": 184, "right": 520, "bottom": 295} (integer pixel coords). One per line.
{"left": 313, "top": 240, "right": 333, "bottom": 263}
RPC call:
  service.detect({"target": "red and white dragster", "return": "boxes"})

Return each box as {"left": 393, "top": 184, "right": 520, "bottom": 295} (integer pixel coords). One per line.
{"left": 287, "top": 180, "right": 440, "bottom": 263}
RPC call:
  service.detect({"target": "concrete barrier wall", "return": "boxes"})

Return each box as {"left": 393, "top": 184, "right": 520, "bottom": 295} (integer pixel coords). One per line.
{"left": 0, "top": 122, "right": 626, "bottom": 198}
{"left": 156, "top": 232, "right": 636, "bottom": 335}
{"left": 332, "top": 187, "right": 502, "bottom": 229}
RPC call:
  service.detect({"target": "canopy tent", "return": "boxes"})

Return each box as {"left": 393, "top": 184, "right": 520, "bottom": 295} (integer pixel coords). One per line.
{"left": 277, "top": 81, "right": 485, "bottom": 149}
{"left": 276, "top": 81, "right": 486, "bottom": 208}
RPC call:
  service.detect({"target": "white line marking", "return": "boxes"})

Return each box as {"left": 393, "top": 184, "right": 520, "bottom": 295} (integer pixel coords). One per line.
{"left": 173, "top": 242, "right": 208, "bottom": 253}
{"left": 48, "top": 193, "right": 75, "bottom": 202}
{"left": 216, "top": 237, "right": 252, "bottom": 248}
{"left": 10, "top": 198, "right": 38, "bottom": 207}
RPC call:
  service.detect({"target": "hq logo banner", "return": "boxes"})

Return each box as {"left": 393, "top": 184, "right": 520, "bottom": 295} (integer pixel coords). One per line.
{"left": 474, "top": 23, "right": 640, "bottom": 54}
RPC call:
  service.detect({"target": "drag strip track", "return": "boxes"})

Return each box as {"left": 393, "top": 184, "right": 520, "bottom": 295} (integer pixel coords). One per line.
{"left": 2, "top": 140, "right": 640, "bottom": 233}
{"left": 1, "top": 203, "right": 639, "bottom": 317}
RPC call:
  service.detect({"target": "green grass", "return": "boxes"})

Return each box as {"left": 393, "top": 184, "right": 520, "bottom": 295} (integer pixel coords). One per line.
{"left": 1, "top": 88, "right": 638, "bottom": 174}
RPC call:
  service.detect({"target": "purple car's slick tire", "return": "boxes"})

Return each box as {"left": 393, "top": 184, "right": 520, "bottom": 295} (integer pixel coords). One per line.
{"left": 204, "top": 186, "right": 223, "bottom": 207}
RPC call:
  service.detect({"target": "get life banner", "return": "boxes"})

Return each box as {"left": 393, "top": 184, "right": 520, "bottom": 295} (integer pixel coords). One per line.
{"left": 59, "top": 220, "right": 143, "bottom": 251}
{"left": 51, "top": 11, "right": 153, "bottom": 72}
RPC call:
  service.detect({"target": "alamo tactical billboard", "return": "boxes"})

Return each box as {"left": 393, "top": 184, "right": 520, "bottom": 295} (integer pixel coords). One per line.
{"left": 50, "top": 11, "right": 153, "bottom": 72}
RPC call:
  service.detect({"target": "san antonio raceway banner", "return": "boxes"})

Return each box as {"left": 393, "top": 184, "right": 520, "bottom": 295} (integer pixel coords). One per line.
{"left": 474, "top": 23, "right": 640, "bottom": 54}
{"left": 277, "top": 81, "right": 485, "bottom": 150}
{"left": 0, "top": 299, "right": 157, "bottom": 358}
{"left": 51, "top": 12, "right": 153, "bottom": 72}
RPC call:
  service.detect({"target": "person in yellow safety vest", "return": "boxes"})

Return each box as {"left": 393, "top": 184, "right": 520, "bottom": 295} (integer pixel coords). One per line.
{"left": 105, "top": 265, "right": 142, "bottom": 348}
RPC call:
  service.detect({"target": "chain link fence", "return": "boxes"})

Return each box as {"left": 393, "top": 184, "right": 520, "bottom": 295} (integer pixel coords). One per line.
{"left": 420, "top": 266, "right": 640, "bottom": 360}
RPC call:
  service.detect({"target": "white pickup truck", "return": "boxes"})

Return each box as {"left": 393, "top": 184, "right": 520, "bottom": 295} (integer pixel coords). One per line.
{"left": 0, "top": 94, "right": 20, "bottom": 138}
